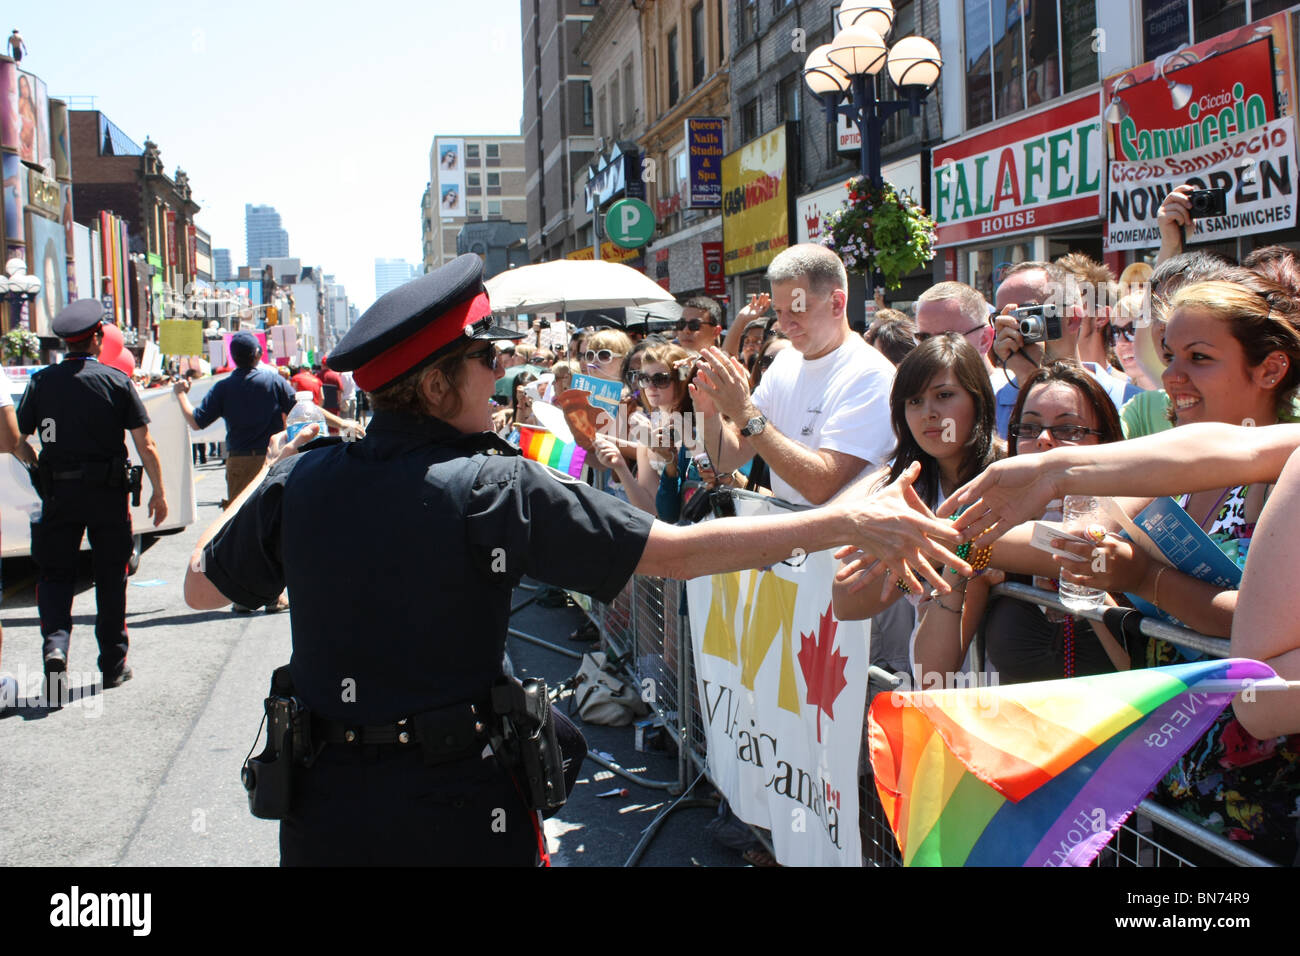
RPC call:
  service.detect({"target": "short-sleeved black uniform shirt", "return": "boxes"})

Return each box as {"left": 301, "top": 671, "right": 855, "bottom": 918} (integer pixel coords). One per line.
{"left": 192, "top": 366, "right": 296, "bottom": 455}
{"left": 202, "top": 410, "right": 655, "bottom": 724}
{"left": 16, "top": 355, "right": 149, "bottom": 466}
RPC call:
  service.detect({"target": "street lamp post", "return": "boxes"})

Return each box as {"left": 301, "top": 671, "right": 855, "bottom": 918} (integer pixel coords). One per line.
{"left": 802, "top": 0, "right": 941, "bottom": 188}
{"left": 0, "top": 257, "right": 43, "bottom": 333}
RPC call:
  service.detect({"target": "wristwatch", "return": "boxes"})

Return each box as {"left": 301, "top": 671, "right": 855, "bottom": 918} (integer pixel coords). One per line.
{"left": 739, "top": 414, "right": 767, "bottom": 438}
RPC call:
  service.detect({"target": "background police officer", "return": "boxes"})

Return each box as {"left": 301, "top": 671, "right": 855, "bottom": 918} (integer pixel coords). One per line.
{"left": 181, "top": 255, "right": 967, "bottom": 866}
{"left": 14, "top": 300, "right": 168, "bottom": 693}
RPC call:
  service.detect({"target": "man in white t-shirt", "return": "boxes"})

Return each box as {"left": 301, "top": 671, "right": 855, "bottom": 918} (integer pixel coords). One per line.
{"left": 693, "top": 244, "right": 896, "bottom": 506}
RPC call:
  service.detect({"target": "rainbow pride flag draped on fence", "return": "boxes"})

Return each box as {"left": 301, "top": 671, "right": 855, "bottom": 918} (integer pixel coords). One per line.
{"left": 868, "top": 658, "right": 1277, "bottom": 866}
{"left": 517, "top": 424, "right": 587, "bottom": 478}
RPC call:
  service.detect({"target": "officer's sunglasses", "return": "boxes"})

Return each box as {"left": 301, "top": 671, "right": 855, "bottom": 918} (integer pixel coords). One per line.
{"left": 637, "top": 371, "right": 676, "bottom": 389}
{"left": 675, "top": 318, "right": 717, "bottom": 332}
{"left": 464, "top": 346, "right": 500, "bottom": 372}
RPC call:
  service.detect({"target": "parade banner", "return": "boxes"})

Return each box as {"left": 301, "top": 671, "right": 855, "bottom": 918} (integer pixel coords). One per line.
{"left": 931, "top": 91, "right": 1103, "bottom": 247}
{"left": 158, "top": 320, "right": 204, "bottom": 357}
{"left": 1106, "top": 115, "right": 1297, "bottom": 251}
{"left": 1104, "top": 11, "right": 1295, "bottom": 162}
{"left": 686, "top": 495, "right": 870, "bottom": 867}
{"left": 686, "top": 117, "right": 725, "bottom": 209}
{"left": 436, "top": 137, "right": 466, "bottom": 217}
{"left": 722, "top": 125, "right": 791, "bottom": 276}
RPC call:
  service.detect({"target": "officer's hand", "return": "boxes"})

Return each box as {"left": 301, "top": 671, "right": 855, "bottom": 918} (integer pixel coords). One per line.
{"left": 172, "top": 379, "right": 191, "bottom": 395}
{"left": 148, "top": 491, "right": 168, "bottom": 527}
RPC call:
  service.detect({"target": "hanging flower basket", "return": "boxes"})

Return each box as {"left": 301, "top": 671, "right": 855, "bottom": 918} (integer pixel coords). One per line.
{"left": 2, "top": 328, "right": 40, "bottom": 365}
{"left": 820, "top": 176, "right": 938, "bottom": 290}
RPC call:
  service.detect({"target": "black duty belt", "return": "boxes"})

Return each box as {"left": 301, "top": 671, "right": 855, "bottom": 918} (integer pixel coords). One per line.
{"left": 310, "top": 700, "right": 489, "bottom": 765}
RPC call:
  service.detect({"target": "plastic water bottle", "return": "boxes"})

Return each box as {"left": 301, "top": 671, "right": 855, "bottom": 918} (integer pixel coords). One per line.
{"left": 1057, "top": 495, "right": 1107, "bottom": 612}
{"left": 285, "top": 391, "right": 326, "bottom": 442}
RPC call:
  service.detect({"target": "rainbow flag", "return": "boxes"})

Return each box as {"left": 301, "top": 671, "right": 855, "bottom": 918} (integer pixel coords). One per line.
{"left": 868, "top": 658, "right": 1276, "bottom": 866}
{"left": 517, "top": 424, "right": 587, "bottom": 478}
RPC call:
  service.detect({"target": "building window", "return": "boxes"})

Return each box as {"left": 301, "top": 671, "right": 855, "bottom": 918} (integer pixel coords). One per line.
{"left": 486, "top": 143, "right": 499, "bottom": 159}
{"left": 963, "top": 0, "right": 1097, "bottom": 129}
{"left": 739, "top": 0, "right": 757, "bottom": 42}
{"left": 597, "top": 89, "right": 607, "bottom": 138}
{"left": 741, "top": 98, "right": 759, "bottom": 142}
{"left": 611, "top": 77, "right": 621, "bottom": 132}
{"left": 467, "top": 143, "right": 480, "bottom": 160}
{"left": 468, "top": 202, "right": 481, "bottom": 217}
{"left": 624, "top": 60, "right": 635, "bottom": 125}
{"left": 487, "top": 172, "right": 500, "bottom": 187}
{"left": 488, "top": 200, "right": 502, "bottom": 217}
{"left": 583, "top": 81, "right": 593, "bottom": 127}
{"left": 778, "top": 73, "right": 801, "bottom": 123}
{"left": 717, "top": 0, "right": 726, "bottom": 64}
{"left": 667, "top": 28, "right": 680, "bottom": 106}
{"left": 468, "top": 172, "right": 481, "bottom": 187}
{"left": 691, "top": 3, "right": 706, "bottom": 87}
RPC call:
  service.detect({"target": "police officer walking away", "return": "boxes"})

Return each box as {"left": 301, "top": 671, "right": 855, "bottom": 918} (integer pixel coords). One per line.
{"left": 14, "top": 301, "right": 167, "bottom": 694}
{"left": 181, "top": 255, "right": 967, "bottom": 866}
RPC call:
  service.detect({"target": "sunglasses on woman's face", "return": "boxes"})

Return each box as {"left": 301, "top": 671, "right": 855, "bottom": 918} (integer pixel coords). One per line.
{"left": 759, "top": 353, "right": 779, "bottom": 370}
{"left": 464, "top": 347, "right": 500, "bottom": 372}
{"left": 1009, "top": 422, "right": 1101, "bottom": 443}
{"left": 1109, "top": 325, "right": 1137, "bottom": 343}
{"left": 675, "top": 318, "right": 716, "bottom": 332}
{"left": 637, "top": 371, "right": 675, "bottom": 389}
{"left": 585, "top": 348, "right": 617, "bottom": 365}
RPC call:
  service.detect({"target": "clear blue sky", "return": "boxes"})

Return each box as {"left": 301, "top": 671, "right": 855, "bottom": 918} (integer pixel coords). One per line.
{"left": 22, "top": 0, "right": 524, "bottom": 310}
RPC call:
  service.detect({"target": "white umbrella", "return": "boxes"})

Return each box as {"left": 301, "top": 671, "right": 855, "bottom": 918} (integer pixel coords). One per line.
{"left": 485, "top": 260, "right": 676, "bottom": 316}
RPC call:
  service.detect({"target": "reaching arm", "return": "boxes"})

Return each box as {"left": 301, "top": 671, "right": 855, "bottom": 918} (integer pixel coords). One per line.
{"left": 943, "top": 423, "right": 1300, "bottom": 540}
{"left": 129, "top": 425, "right": 167, "bottom": 527}
{"left": 173, "top": 383, "right": 202, "bottom": 430}
{"left": 0, "top": 406, "right": 19, "bottom": 454}
{"left": 1231, "top": 448, "right": 1300, "bottom": 738}
{"left": 635, "top": 462, "right": 970, "bottom": 591}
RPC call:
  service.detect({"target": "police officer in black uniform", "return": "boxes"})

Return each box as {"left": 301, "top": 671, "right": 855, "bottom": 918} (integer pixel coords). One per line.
{"left": 15, "top": 300, "right": 168, "bottom": 693}
{"left": 181, "top": 254, "right": 968, "bottom": 866}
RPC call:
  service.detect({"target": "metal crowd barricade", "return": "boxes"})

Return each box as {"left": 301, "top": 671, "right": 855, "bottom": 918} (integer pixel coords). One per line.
{"left": 574, "top": 572, "right": 1276, "bottom": 867}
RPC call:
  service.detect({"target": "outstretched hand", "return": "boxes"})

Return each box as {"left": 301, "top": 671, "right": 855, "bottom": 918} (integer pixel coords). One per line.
{"left": 937, "top": 452, "right": 1066, "bottom": 541}
{"left": 833, "top": 462, "right": 970, "bottom": 597}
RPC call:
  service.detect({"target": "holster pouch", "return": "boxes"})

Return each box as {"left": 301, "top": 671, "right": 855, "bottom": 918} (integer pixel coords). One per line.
{"left": 127, "top": 465, "right": 143, "bottom": 506}
{"left": 242, "top": 664, "right": 312, "bottom": 820}
{"left": 492, "top": 676, "right": 567, "bottom": 815}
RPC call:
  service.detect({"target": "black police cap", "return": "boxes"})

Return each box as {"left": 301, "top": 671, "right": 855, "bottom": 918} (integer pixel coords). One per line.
{"left": 52, "top": 299, "right": 107, "bottom": 341}
{"left": 327, "top": 254, "right": 521, "bottom": 392}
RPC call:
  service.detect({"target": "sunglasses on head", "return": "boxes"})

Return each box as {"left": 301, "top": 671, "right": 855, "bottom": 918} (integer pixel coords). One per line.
{"left": 637, "top": 371, "right": 676, "bottom": 389}
{"left": 464, "top": 347, "right": 500, "bottom": 372}
{"left": 914, "top": 324, "right": 986, "bottom": 342}
{"left": 585, "top": 348, "right": 618, "bottom": 365}
{"left": 1008, "top": 422, "right": 1101, "bottom": 442}
{"left": 675, "top": 318, "right": 716, "bottom": 332}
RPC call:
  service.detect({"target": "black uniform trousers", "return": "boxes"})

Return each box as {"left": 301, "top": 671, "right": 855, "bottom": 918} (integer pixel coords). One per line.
{"left": 31, "top": 479, "right": 134, "bottom": 675}
{"left": 279, "top": 744, "right": 540, "bottom": 866}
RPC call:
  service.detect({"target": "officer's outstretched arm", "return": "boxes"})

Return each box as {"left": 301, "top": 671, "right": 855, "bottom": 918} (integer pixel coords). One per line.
{"left": 634, "top": 461, "right": 968, "bottom": 595}
{"left": 129, "top": 425, "right": 167, "bottom": 527}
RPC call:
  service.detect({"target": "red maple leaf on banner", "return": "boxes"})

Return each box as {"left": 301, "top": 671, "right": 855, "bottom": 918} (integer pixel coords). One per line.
{"left": 796, "top": 603, "right": 849, "bottom": 743}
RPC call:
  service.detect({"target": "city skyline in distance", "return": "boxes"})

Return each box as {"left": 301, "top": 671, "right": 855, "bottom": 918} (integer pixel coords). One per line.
{"left": 25, "top": 0, "right": 523, "bottom": 311}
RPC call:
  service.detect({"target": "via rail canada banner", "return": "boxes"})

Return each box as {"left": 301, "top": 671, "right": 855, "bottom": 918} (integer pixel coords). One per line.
{"left": 1106, "top": 115, "right": 1297, "bottom": 251}
{"left": 685, "top": 496, "right": 870, "bottom": 866}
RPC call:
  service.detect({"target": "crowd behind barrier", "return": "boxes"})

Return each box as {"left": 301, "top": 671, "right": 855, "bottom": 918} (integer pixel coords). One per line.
{"left": 568, "top": 572, "right": 1276, "bottom": 868}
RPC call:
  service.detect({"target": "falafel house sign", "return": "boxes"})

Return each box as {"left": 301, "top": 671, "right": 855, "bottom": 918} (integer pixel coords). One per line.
{"left": 686, "top": 496, "right": 870, "bottom": 867}
{"left": 931, "top": 91, "right": 1103, "bottom": 246}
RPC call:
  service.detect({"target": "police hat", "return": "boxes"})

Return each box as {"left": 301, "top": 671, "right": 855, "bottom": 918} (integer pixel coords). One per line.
{"left": 327, "top": 254, "right": 521, "bottom": 392}
{"left": 52, "top": 299, "right": 106, "bottom": 341}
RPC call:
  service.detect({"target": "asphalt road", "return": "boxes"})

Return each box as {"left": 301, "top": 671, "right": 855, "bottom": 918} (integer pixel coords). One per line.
{"left": 0, "top": 458, "right": 745, "bottom": 868}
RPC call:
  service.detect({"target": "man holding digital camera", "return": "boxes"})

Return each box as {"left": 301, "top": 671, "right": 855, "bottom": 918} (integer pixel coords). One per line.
{"left": 990, "top": 260, "right": 1140, "bottom": 438}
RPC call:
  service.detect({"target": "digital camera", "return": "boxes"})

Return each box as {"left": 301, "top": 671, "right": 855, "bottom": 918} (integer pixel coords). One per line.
{"left": 1015, "top": 302, "right": 1062, "bottom": 344}
{"left": 1188, "top": 187, "right": 1228, "bottom": 219}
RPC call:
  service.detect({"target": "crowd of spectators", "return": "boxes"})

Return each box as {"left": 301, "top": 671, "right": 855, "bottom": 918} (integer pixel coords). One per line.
{"left": 472, "top": 180, "right": 1300, "bottom": 864}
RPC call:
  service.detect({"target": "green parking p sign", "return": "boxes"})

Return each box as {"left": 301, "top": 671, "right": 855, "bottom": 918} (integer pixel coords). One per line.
{"left": 605, "top": 198, "right": 654, "bottom": 249}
